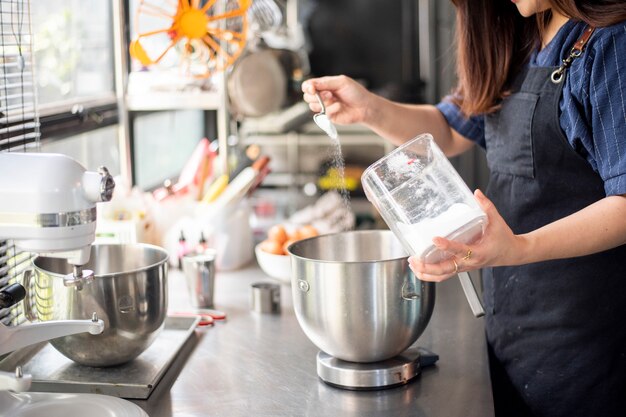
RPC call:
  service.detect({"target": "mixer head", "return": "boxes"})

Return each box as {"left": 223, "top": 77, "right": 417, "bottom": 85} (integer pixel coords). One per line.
{"left": 0, "top": 153, "right": 115, "bottom": 280}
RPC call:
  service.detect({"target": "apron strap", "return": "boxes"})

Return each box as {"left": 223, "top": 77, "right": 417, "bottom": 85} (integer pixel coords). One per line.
{"left": 550, "top": 25, "right": 595, "bottom": 84}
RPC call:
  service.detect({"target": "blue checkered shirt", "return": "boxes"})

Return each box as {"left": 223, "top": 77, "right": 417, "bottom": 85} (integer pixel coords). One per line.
{"left": 436, "top": 19, "right": 626, "bottom": 196}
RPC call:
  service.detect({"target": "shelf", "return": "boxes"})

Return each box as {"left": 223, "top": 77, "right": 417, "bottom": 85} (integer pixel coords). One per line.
{"left": 241, "top": 126, "right": 390, "bottom": 148}
{"left": 125, "top": 71, "right": 222, "bottom": 111}
{"left": 125, "top": 90, "right": 221, "bottom": 111}
{"left": 258, "top": 172, "right": 318, "bottom": 187}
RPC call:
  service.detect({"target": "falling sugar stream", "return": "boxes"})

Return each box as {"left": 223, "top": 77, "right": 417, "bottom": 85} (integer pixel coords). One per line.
{"left": 312, "top": 95, "right": 352, "bottom": 224}
{"left": 328, "top": 135, "right": 352, "bottom": 214}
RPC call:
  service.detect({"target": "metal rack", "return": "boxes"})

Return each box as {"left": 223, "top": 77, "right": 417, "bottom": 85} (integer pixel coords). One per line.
{"left": 241, "top": 122, "right": 394, "bottom": 190}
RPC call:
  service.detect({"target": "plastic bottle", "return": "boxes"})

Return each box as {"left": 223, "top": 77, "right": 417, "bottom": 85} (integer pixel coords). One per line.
{"left": 177, "top": 230, "right": 191, "bottom": 269}
{"left": 196, "top": 232, "right": 210, "bottom": 254}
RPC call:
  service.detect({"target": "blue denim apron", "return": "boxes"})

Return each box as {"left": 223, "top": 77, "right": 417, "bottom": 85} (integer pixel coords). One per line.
{"left": 482, "top": 60, "right": 626, "bottom": 416}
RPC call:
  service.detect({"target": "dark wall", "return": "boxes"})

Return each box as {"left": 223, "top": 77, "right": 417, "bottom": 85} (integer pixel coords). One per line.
{"left": 304, "top": 0, "right": 423, "bottom": 103}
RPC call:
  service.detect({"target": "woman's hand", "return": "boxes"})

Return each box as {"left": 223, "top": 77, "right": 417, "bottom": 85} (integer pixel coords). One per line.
{"left": 302, "top": 75, "right": 375, "bottom": 125}
{"left": 408, "top": 189, "right": 528, "bottom": 282}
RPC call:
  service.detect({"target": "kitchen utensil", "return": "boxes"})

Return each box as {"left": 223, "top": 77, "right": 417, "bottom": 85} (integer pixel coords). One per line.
{"left": 250, "top": 282, "right": 281, "bottom": 314}
{"left": 202, "top": 156, "right": 271, "bottom": 213}
{"left": 153, "top": 138, "right": 214, "bottom": 201}
{"left": 168, "top": 312, "right": 215, "bottom": 326}
{"left": 227, "top": 48, "right": 288, "bottom": 118}
{"left": 248, "top": 0, "right": 283, "bottom": 33}
{"left": 313, "top": 93, "right": 338, "bottom": 139}
{"left": 169, "top": 309, "right": 226, "bottom": 326}
{"left": 227, "top": 39, "right": 310, "bottom": 118}
{"left": 202, "top": 174, "right": 230, "bottom": 203}
{"left": 288, "top": 230, "right": 435, "bottom": 363}
{"left": 182, "top": 251, "right": 217, "bottom": 308}
{"left": 361, "top": 133, "right": 486, "bottom": 317}
{"left": 25, "top": 243, "right": 169, "bottom": 367}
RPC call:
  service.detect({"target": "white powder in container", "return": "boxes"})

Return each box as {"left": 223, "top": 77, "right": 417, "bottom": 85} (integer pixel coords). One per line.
{"left": 397, "top": 203, "right": 486, "bottom": 261}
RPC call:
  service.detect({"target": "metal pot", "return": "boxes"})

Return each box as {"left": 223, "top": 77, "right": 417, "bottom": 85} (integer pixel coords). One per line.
{"left": 227, "top": 45, "right": 308, "bottom": 119}
{"left": 288, "top": 230, "right": 435, "bottom": 363}
{"left": 25, "top": 244, "right": 168, "bottom": 367}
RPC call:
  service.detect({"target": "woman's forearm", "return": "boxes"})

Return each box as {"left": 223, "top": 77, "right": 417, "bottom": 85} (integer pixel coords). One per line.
{"left": 408, "top": 192, "right": 626, "bottom": 281}
{"left": 515, "top": 195, "right": 626, "bottom": 265}
{"left": 363, "top": 95, "right": 474, "bottom": 157}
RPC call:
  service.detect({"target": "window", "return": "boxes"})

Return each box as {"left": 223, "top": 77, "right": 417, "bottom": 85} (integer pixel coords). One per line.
{"left": 132, "top": 110, "right": 205, "bottom": 189}
{"left": 30, "top": 0, "right": 121, "bottom": 176}
{"left": 39, "top": 124, "right": 120, "bottom": 173}
{"left": 1, "top": 0, "right": 119, "bottom": 328}
{"left": 31, "top": 0, "right": 115, "bottom": 111}
{"left": 30, "top": 0, "right": 119, "bottom": 153}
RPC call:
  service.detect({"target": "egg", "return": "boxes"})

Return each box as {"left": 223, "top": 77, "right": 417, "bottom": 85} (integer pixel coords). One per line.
{"left": 259, "top": 239, "right": 284, "bottom": 255}
{"left": 297, "top": 225, "right": 319, "bottom": 239}
{"left": 267, "top": 224, "right": 288, "bottom": 245}
{"left": 288, "top": 230, "right": 302, "bottom": 241}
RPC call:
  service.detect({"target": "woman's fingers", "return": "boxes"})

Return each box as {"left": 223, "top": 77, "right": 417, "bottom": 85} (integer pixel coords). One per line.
{"left": 408, "top": 190, "right": 522, "bottom": 282}
{"left": 474, "top": 189, "right": 497, "bottom": 219}
{"left": 303, "top": 90, "right": 333, "bottom": 103}
{"left": 408, "top": 256, "right": 460, "bottom": 282}
{"left": 303, "top": 93, "right": 339, "bottom": 115}
{"left": 433, "top": 236, "right": 468, "bottom": 255}
{"left": 303, "top": 78, "right": 338, "bottom": 113}
{"left": 303, "top": 75, "right": 350, "bottom": 93}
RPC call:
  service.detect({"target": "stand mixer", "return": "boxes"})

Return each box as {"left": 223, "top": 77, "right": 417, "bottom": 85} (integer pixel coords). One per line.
{"left": 0, "top": 152, "right": 115, "bottom": 356}
{"left": 0, "top": 152, "right": 146, "bottom": 416}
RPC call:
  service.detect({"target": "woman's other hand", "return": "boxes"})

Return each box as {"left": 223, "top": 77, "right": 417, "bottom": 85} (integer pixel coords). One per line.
{"left": 302, "top": 75, "right": 374, "bottom": 125}
{"left": 408, "top": 189, "right": 529, "bottom": 282}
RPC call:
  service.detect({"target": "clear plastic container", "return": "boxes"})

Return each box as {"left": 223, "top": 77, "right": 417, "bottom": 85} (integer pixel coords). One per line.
{"left": 362, "top": 133, "right": 488, "bottom": 263}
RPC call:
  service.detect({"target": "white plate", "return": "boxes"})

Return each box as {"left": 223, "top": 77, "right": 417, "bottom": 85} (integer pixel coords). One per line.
{"left": 0, "top": 392, "right": 148, "bottom": 417}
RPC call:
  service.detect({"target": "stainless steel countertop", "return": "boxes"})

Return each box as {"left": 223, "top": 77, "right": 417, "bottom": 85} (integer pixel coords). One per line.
{"left": 133, "top": 264, "right": 494, "bottom": 417}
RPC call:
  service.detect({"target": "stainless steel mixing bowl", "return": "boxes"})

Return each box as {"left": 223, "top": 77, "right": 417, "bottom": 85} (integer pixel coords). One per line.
{"left": 288, "top": 230, "right": 435, "bottom": 363}
{"left": 26, "top": 243, "right": 168, "bottom": 367}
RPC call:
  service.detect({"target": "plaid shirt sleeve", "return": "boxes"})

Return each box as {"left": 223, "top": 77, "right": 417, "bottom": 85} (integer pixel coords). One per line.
{"left": 435, "top": 98, "right": 486, "bottom": 148}
{"left": 574, "top": 23, "right": 626, "bottom": 196}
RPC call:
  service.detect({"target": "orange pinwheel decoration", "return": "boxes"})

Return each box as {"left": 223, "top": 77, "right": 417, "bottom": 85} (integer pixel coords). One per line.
{"left": 130, "top": 0, "right": 250, "bottom": 78}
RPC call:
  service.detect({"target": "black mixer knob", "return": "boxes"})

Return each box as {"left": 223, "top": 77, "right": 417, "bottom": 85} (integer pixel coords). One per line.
{"left": 0, "top": 283, "right": 26, "bottom": 309}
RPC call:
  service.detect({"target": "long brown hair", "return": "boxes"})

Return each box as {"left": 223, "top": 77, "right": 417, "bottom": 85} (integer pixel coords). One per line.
{"left": 451, "top": 0, "right": 626, "bottom": 116}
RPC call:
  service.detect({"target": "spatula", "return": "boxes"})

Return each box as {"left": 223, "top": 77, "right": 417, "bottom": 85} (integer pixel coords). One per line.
{"left": 313, "top": 93, "right": 338, "bottom": 139}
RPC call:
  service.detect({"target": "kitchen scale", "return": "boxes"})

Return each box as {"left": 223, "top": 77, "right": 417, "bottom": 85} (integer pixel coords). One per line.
{"left": 316, "top": 346, "right": 439, "bottom": 390}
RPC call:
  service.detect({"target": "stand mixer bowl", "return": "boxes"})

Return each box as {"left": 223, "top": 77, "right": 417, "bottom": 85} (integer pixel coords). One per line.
{"left": 26, "top": 243, "right": 168, "bottom": 367}
{"left": 288, "top": 230, "right": 435, "bottom": 363}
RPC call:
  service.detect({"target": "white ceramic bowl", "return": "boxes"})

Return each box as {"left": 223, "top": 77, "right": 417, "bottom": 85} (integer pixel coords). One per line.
{"left": 255, "top": 243, "right": 292, "bottom": 284}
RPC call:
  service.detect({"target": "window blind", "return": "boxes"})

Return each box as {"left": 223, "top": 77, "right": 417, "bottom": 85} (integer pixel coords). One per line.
{"left": 1, "top": 0, "right": 40, "bottom": 326}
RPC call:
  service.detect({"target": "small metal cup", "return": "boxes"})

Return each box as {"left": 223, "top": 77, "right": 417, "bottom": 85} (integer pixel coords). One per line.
{"left": 251, "top": 282, "right": 280, "bottom": 314}
{"left": 182, "top": 251, "right": 217, "bottom": 308}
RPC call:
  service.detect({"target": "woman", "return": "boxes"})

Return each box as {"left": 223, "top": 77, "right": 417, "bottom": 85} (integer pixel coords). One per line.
{"left": 302, "top": 1, "right": 626, "bottom": 416}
